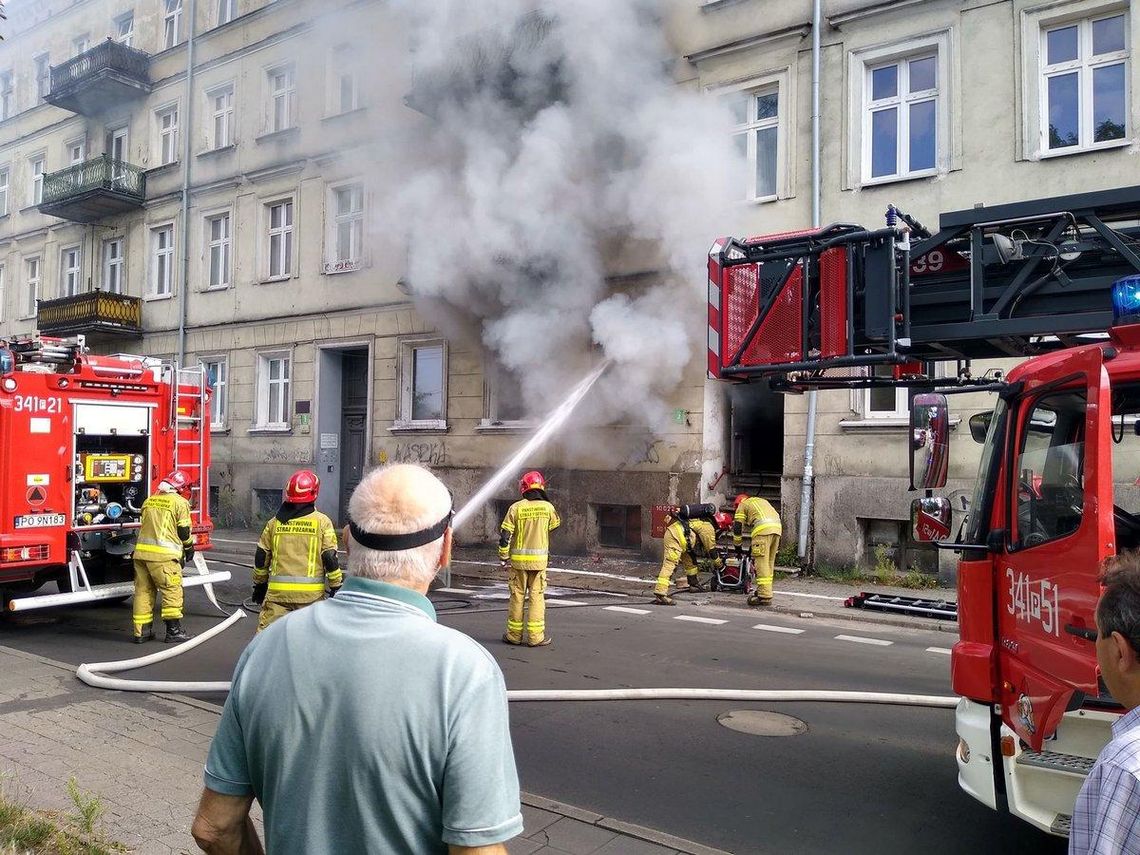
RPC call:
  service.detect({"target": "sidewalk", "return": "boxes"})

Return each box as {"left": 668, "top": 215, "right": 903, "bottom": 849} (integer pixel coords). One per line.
{"left": 0, "top": 645, "right": 730, "bottom": 855}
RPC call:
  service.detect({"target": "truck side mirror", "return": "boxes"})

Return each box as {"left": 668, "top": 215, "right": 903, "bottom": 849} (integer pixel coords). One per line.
{"left": 910, "top": 392, "right": 950, "bottom": 490}
{"left": 911, "top": 496, "right": 952, "bottom": 543}
{"left": 969, "top": 411, "right": 992, "bottom": 444}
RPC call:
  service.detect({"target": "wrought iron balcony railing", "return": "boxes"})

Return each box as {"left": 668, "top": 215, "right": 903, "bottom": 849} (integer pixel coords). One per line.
{"left": 37, "top": 291, "right": 143, "bottom": 338}
{"left": 47, "top": 39, "right": 151, "bottom": 116}
{"left": 39, "top": 155, "right": 146, "bottom": 223}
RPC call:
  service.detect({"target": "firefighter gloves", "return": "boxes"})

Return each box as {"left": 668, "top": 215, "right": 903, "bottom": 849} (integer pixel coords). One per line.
{"left": 251, "top": 583, "right": 268, "bottom": 605}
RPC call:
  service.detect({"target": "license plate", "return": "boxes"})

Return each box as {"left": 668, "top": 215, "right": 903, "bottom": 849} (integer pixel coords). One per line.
{"left": 14, "top": 514, "right": 66, "bottom": 529}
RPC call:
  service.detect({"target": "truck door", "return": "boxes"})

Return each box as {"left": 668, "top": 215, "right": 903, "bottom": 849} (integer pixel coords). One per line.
{"left": 999, "top": 347, "right": 1112, "bottom": 751}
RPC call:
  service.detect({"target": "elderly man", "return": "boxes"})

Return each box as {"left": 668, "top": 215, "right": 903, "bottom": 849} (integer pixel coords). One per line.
{"left": 1070, "top": 551, "right": 1140, "bottom": 854}
{"left": 192, "top": 464, "right": 523, "bottom": 854}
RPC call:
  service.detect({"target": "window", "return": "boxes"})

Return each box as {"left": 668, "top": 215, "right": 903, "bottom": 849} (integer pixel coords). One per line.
{"left": 209, "top": 85, "right": 234, "bottom": 149}
{"left": 34, "top": 55, "right": 50, "bottom": 102}
{"left": 330, "top": 47, "right": 360, "bottom": 115}
{"left": 115, "top": 13, "right": 134, "bottom": 46}
{"left": 29, "top": 156, "right": 44, "bottom": 206}
{"left": 483, "top": 366, "right": 529, "bottom": 425}
{"left": 206, "top": 212, "right": 231, "bottom": 289}
{"left": 265, "top": 199, "right": 293, "bottom": 279}
{"left": 201, "top": 357, "right": 228, "bottom": 429}
{"left": 857, "top": 364, "right": 909, "bottom": 419}
{"left": 397, "top": 339, "right": 447, "bottom": 426}
{"left": 865, "top": 53, "right": 939, "bottom": 180}
{"left": 66, "top": 138, "right": 86, "bottom": 165}
{"left": 23, "top": 257, "right": 40, "bottom": 319}
{"left": 164, "top": 0, "right": 183, "bottom": 49}
{"left": 156, "top": 105, "right": 179, "bottom": 166}
{"left": 72, "top": 35, "right": 90, "bottom": 58}
{"left": 217, "top": 0, "right": 237, "bottom": 26}
{"left": 0, "top": 264, "right": 6, "bottom": 323}
{"left": 150, "top": 224, "right": 175, "bottom": 296}
{"left": 1013, "top": 391, "right": 1086, "bottom": 549}
{"left": 0, "top": 167, "right": 9, "bottom": 216}
{"left": 328, "top": 183, "right": 363, "bottom": 268}
{"left": 256, "top": 352, "right": 291, "bottom": 429}
{"left": 268, "top": 65, "right": 296, "bottom": 132}
{"left": 60, "top": 246, "right": 82, "bottom": 297}
{"left": 724, "top": 86, "right": 779, "bottom": 200}
{"left": 0, "top": 72, "right": 13, "bottom": 121}
{"left": 596, "top": 505, "right": 642, "bottom": 549}
{"left": 1041, "top": 13, "right": 1128, "bottom": 152}
{"left": 102, "top": 238, "right": 124, "bottom": 293}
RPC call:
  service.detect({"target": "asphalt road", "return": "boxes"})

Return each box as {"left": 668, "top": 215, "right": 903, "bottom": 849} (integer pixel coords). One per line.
{"left": 0, "top": 572, "right": 1066, "bottom": 855}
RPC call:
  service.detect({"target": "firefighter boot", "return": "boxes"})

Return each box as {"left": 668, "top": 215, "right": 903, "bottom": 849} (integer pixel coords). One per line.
{"left": 164, "top": 620, "right": 192, "bottom": 643}
{"left": 747, "top": 594, "right": 772, "bottom": 607}
{"left": 133, "top": 624, "right": 155, "bottom": 644}
{"left": 685, "top": 574, "right": 706, "bottom": 592}
{"left": 654, "top": 592, "right": 676, "bottom": 606}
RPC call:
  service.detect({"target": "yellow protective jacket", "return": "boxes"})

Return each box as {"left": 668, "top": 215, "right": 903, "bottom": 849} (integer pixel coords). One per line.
{"left": 499, "top": 498, "right": 560, "bottom": 571}
{"left": 134, "top": 492, "right": 192, "bottom": 562}
{"left": 662, "top": 518, "right": 720, "bottom": 573}
{"left": 255, "top": 508, "right": 342, "bottom": 603}
{"left": 733, "top": 496, "right": 782, "bottom": 546}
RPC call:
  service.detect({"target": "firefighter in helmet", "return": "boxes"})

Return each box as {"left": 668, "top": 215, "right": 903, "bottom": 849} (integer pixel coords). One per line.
{"left": 500, "top": 470, "right": 560, "bottom": 647}
{"left": 653, "top": 505, "right": 722, "bottom": 606}
{"left": 132, "top": 470, "right": 195, "bottom": 643}
{"left": 733, "top": 493, "right": 782, "bottom": 607}
{"left": 252, "top": 470, "right": 342, "bottom": 632}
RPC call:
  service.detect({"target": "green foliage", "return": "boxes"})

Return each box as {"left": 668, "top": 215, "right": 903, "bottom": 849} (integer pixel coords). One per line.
{"left": 65, "top": 778, "right": 103, "bottom": 837}
{"left": 0, "top": 777, "right": 122, "bottom": 855}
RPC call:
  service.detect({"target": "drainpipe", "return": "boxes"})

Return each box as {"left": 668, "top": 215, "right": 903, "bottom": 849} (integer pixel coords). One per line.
{"left": 796, "top": 0, "right": 822, "bottom": 564}
{"left": 176, "top": 0, "right": 198, "bottom": 365}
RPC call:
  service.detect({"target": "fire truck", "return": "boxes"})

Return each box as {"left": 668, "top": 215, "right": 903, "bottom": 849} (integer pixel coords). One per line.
{"left": 0, "top": 335, "right": 229, "bottom": 611}
{"left": 707, "top": 184, "right": 1140, "bottom": 838}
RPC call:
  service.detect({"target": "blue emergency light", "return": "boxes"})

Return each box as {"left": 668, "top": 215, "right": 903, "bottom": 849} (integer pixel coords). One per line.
{"left": 1112, "top": 275, "right": 1140, "bottom": 326}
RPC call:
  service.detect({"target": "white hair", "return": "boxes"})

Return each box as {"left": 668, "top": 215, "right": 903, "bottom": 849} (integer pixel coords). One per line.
{"left": 347, "top": 464, "right": 452, "bottom": 586}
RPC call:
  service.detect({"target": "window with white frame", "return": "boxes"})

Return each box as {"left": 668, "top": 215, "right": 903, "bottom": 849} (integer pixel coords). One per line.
{"left": 1041, "top": 12, "right": 1128, "bottom": 152}
{"left": 0, "top": 264, "right": 5, "bottom": 323}
{"left": 60, "top": 246, "right": 82, "bottom": 297}
{"left": 156, "top": 105, "right": 179, "bottom": 166}
{"left": 255, "top": 351, "right": 291, "bottom": 429}
{"left": 724, "top": 86, "right": 780, "bottom": 200}
{"left": 209, "top": 84, "right": 234, "bottom": 149}
{"left": 102, "top": 237, "right": 124, "bottom": 293}
{"left": 0, "top": 167, "right": 9, "bottom": 216}
{"left": 29, "top": 156, "right": 44, "bottom": 206}
{"left": 115, "top": 13, "right": 134, "bottom": 46}
{"left": 397, "top": 339, "right": 447, "bottom": 426}
{"left": 864, "top": 53, "right": 939, "bottom": 180}
{"left": 34, "top": 55, "right": 50, "bottom": 102}
{"left": 330, "top": 47, "right": 360, "bottom": 114}
{"left": 206, "top": 212, "right": 231, "bottom": 289}
{"left": 853, "top": 365, "right": 909, "bottom": 419}
{"left": 265, "top": 199, "right": 293, "bottom": 279}
{"left": 483, "top": 366, "right": 529, "bottom": 425}
{"left": 268, "top": 65, "right": 296, "bottom": 132}
{"left": 327, "top": 183, "right": 363, "bottom": 269}
{"left": 66, "top": 138, "right": 86, "bottom": 165}
{"left": 217, "top": 0, "right": 236, "bottom": 26}
{"left": 150, "top": 224, "right": 175, "bottom": 296}
{"left": 201, "top": 357, "right": 228, "bottom": 428}
{"left": 72, "top": 35, "right": 90, "bottom": 58}
{"left": 0, "top": 72, "right": 13, "bottom": 121}
{"left": 23, "top": 256, "right": 40, "bottom": 319}
{"left": 164, "top": 0, "right": 183, "bottom": 49}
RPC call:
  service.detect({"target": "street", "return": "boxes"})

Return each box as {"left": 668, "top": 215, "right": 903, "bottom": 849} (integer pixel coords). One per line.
{"left": 0, "top": 571, "right": 1065, "bottom": 855}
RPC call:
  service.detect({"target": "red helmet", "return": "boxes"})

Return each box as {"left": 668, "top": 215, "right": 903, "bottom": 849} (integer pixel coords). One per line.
{"left": 285, "top": 470, "right": 320, "bottom": 503}
{"left": 162, "top": 470, "right": 191, "bottom": 494}
{"left": 733, "top": 493, "right": 749, "bottom": 509}
{"left": 519, "top": 470, "right": 547, "bottom": 495}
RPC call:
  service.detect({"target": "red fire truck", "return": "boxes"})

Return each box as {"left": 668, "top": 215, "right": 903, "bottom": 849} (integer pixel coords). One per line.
{"left": 0, "top": 335, "right": 229, "bottom": 611}
{"left": 707, "top": 185, "right": 1140, "bottom": 837}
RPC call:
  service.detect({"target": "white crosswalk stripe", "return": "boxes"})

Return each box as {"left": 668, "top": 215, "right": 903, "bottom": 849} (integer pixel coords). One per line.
{"left": 926, "top": 647, "right": 953, "bottom": 655}
{"left": 604, "top": 606, "right": 652, "bottom": 615}
{"left": 436, "top": 588, "right": 475, "bottom": 595}
{"left": 674, "top": 615, "right": 728, "bottom": 625}
{"left": 752, "top": 623, "right": 805, "bottom": 635}
{"left": 549, "top": 600, "right": 588, "bottom": 606}
{"left": 835, "top": 634, "right": 892, "bottom": 647}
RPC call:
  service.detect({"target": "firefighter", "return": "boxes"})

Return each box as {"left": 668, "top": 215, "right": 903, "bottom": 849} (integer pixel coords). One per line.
{"left": 733, "top": 493, "right": 782, "bottom": 607}
{"left": 653, "top": 505, "right": 722, "bottom": 606}
{"left": 251, "top": 470, "right": 342, "bottom": 632}
{"left": 132, "top": 470, "right": 195, "bottom": 643}
{"left": 500, "top": 470, "right": 560, "bottom": 647}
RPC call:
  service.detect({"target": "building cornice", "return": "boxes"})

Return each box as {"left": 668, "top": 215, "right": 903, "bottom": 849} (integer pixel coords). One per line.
{"left": 684, "top": 24, "right": 811, "bottom": 64}
{"left": 828, "top": 0, "right": 932, "bottom": 29}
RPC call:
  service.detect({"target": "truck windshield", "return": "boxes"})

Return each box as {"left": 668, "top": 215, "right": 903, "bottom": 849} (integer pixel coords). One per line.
{"left": 1110, "top": 385, "right": 1140, "bottom": 552}
{"left": 964, "top": 397, "right": 1007, "bottom": 545}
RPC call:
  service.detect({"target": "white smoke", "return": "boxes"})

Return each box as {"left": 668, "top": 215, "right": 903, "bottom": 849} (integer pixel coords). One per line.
{"left": 376, "top": 0, "right": 739, "bottom": 429}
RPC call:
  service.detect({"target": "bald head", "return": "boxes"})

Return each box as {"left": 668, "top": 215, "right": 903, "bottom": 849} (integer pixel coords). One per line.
{"left": 347, "top": 464, "right": 453, "bottom": 589}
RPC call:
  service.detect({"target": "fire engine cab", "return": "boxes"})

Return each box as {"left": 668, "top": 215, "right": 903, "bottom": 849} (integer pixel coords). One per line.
{"left": 0, "top": 335, "right": 229, "bottom": 611}
{"left": 707, "top": 185, "right": 1140, "bottom": 838}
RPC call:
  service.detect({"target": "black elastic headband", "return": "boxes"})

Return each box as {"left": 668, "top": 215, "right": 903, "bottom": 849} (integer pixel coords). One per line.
{"left": 348, "top": 510, "right": 453, "bottom": 552}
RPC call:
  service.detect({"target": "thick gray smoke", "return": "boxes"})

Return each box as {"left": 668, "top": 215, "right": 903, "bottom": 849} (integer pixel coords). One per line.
{"left": 380, "top": 0, "right": 739, "bottom": 430}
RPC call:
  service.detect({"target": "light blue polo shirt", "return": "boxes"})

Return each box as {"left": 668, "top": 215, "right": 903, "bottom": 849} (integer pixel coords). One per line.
{"left": 204, "top": 576, "right": 523, "bottom": 853}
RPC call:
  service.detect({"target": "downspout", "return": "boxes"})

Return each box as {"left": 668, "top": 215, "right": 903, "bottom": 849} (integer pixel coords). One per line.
{"left": 796, "top": 0, "right": 822, "bottom": 564}
{"left": 176, "top": 0, "right": 198, "bottom": 365}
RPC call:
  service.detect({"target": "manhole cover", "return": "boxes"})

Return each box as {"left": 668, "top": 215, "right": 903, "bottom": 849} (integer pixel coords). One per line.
{"left": 716, "top": 710, "right": 807, "bottom": 737}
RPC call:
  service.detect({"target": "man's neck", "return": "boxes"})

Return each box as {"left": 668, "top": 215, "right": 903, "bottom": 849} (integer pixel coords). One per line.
{"left": 380, "top": 576, "right": 432, "bottom": 597}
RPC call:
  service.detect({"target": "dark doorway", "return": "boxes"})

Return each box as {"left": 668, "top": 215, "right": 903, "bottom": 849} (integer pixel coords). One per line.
{"left": 338, "top": 350, "right": 368, "bottom": 523}
{"left": 729, "top": 383, "right": 784, "bottom": 501}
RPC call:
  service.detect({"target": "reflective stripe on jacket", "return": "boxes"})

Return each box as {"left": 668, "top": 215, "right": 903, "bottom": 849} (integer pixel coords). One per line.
{"left": 499, "top": 499, "right": 560, "bottom": 571}
{"left": 135, "top": 493, "right": 192, "bottom": 561}
{"left": 733, "top": 496, "right": 782, "bottom": 544}
{"left": 255, "top": 511, "right": 341, "bottom": 602}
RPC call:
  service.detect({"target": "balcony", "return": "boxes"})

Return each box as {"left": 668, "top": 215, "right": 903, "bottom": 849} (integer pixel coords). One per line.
{"left": 46, "top": 39, "right": 151, "bottom": 116}
{"left": 37, "top": 291, "right": 143, "bottom": 339}
{"left": 38, "top": 155, "right": 146, "bottom": 223}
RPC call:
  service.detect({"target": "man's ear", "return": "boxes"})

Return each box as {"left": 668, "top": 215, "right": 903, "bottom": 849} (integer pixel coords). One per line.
{"left": 1111, "top": 631, "right": 1138, "bottom": 674}
{"left": 438, "top": 528, "right": 453, "bottom": 570}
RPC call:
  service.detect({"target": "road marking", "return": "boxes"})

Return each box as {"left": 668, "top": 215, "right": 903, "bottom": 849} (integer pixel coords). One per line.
{"left": 436, "top": 587, "right": 475, "bottom": 595}
{"left": 605, "top": 606, "right": 651, "bottom": 615}
{"left": 752, "top": 623, "right": 805, "bottom": 635}
{"left": 926, "top": 647, "right": 953, "bottom": 655}
{"left": 835, "top": 634, "right": 892, "bottom": 647}
{"left": 549, "top": 600, "right": 588, "bottom": 606}
{"left": 674, "top": 615, "right": 728, "bottom": 625}
{"left": 774, "top": 590, "right": 847, "bottom": 602}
